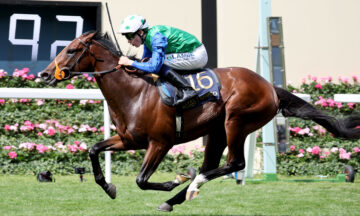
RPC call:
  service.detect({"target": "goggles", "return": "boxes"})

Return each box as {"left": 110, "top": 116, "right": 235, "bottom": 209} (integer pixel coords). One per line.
{"left": 124, "top": 33, "right": 136, "bottom": 40}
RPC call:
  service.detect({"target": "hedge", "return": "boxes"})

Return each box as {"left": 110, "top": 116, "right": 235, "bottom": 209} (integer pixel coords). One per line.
{"left": 1, "top": 68, "right": 360, "bottom": 176}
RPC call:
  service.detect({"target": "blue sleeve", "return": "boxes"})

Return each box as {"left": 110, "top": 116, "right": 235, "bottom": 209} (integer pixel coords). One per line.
{"left": 132, "top": 32, "right": 167, "bottom": 74}
{"left": 142, "top": 46, "right": 152, "bottom": 59}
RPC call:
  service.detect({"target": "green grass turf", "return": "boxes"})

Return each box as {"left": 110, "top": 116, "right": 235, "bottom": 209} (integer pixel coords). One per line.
{"left": 0, "top": 173, "right": 359, "bottom": 215}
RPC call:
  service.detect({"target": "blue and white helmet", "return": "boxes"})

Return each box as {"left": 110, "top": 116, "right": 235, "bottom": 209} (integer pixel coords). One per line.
{"left": 118, "top": 15, "right": 149, "bottom": 34}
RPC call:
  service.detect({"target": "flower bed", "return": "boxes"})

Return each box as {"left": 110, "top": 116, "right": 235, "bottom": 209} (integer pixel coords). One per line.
{"left": 0, "top": 69, "right": 360, "bottom": 176}
{"left": 282, "top": 75, "right": 360, "bottom": 175}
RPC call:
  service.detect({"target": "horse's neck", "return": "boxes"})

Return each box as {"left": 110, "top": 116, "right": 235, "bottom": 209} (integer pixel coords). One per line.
{"left": 93, "top": 54, "right": 153, "bottom": 128}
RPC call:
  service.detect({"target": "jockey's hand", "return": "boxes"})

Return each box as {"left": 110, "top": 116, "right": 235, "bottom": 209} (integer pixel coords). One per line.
{"left": 118, "top": 56, "right": 134, "bottom": 66}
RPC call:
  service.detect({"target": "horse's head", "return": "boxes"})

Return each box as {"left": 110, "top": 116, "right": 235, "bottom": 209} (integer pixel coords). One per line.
{"left": 40, "top": 31, "right": 99, "bottom": 86}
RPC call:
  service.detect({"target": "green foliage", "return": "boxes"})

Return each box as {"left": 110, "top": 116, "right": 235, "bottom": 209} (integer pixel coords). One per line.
{"left": 279, "top": 76, "right": 360, "bottom": 175}
{"left": 1, "top": 71, "right": 360, "bottom": 176}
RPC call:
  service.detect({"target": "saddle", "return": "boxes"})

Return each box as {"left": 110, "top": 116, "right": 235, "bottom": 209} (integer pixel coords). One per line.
{"left": 155, "top": 68, "right": 222, "bottom": 110}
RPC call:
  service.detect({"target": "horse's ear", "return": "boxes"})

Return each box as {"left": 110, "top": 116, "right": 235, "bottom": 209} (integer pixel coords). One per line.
{"left": 104, "top": 32, "right": 109, "bottom": 39}
{"left": 85, "top": 31, "right": 98, "bottom": 42}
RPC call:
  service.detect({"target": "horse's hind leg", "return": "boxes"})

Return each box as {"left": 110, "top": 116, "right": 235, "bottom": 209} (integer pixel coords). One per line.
{"left": 158, "top": 126, "right": 227, "bottom": 212}
{"left": 89, "top": 134, "right": 133, "bottom": 199}
{"left": 186, "top": 118, "right": 247, "bottom": 200}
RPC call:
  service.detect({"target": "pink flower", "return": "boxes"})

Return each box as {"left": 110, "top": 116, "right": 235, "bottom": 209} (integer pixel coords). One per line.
{"left": 127, "top": 150, "right": 135, "bottom": 154}
{"left": 19, "top": 142, "right": 36, "bottom": 150}
{"left": 8, "top": 151, "right": 17, "bottom": 159}
{"left": 290, "top": 145, "right": 296, "bottom": 151}
{"left": 4, "top": 125, "right": 11, "bottom": 130}
{"left": 298, "top": 128, "right": 310, "bottom": 135}
{"left": 74, "top": 141, "right": 80, "bottom": 145}
{"left": 323, "top": 151, "right": 330, "bottom": 157}
{"left": 313, "top": 125, "right": 319, "bottom": 130}
{"left": 343, "top": 78, "right": 349, "bottom": 84}
{"left": 312, "top": 76, "right": 318, "bottom": 81}
{"left": 353, "top": 147, "right": 360, "bottom": 153}
{"left": 46, "top": 128, "right": 56, "bottom": 136}
{"left": 188, "top": 151, "right": 193, "bottom": 158}
{"left": 311, "top": 146, "right": 321, "bottom": 155}
{"left": 299, "top": 148, "right": 305, "bottom": 154}
{"left": 327, "top": 99, "right": 335, "bottom": 107}
{"left": 347, "top": 103, "right": 355, "bottom": 109}
{"left": 91, "top": 127, "right": 97, "bottom": 132}
{"left": 67, "top": 128, "right": 74, "bottom": 134}
{"left": 67, "top": 144, "right": 77, "bottom": 153}
{"left": 297, "top": 153, "right": 304, "bottom": 158}
{"left": 339, "top": 148, "right": 346, "bottom": 154}
{"left": 306, "top": 147, "right": 313, "bottom": 153}
{"left": 339, "top": 152, "right": 351, "bottom": 160}
{"left": 336, "top": 102, "right": 343, "bottom": 109}
{"left": 36, "top": 99, "right": 44, "bottom": 106}
{"left": 36, "top": 144, "right": 49, "bottom": 154}
{"left": 66, "top": 84, "right": 74, "bottom": 89}
{"left": 319, "top": 129, "right": 326, "bottom": 134}
{"left": 328, "top": 76, "right": 333, "bottom": 82}
{"left": 314, "top": 83, "right": 322, "bottom": 89}
{"left": 3, "top": 146, "right": 11, "bottom": 150}
{"left": 100, "top": 126, "right": 105, "bottom": 133}
{"left": 289, "top": 127, "right": 302, "bottom": 133}
{"left": 0, "top": 99, "right": 5, "bottom": 105}
{"left": 79, "top": 143, "right": 88, "bottom": 151}
{"left": 67, "top": 103, "right": 72, "bottom": 107}
{"left": 330, "top": 147, "right": 338, "bottom": 153}
{"left": 352, "top": 75, "right": 358, "bottom": 82}
{"left": 37, "top": 132, "right": 43, "bottom": 136}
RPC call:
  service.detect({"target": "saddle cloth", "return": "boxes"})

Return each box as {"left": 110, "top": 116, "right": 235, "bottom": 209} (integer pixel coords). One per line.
{"left": 155, "top": 68, "right": 221, "bottom": 109}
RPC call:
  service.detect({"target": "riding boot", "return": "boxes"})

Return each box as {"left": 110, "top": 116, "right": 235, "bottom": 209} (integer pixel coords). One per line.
{"left": 164, "top": 69, "right": 198, "bottom": 107}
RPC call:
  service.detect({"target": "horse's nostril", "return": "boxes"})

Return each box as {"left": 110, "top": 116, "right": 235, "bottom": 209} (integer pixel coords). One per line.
{"left": 40, "top": 71, "right": 50, "bottom": 79}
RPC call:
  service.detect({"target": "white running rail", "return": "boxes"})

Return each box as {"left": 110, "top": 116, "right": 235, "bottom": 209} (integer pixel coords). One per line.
{"left": 0, "top": 88, "right": 112, "bottom": 183}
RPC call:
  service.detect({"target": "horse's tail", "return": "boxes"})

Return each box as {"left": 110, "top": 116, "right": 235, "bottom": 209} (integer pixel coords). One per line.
{"left": 274, "top": 86, "right": 360, "bottom": 139}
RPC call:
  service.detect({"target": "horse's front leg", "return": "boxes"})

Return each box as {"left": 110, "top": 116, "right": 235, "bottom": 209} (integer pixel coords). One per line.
{"left": 89, "top": 134, "right": 133, "bottom": 199}
{"left": 135, "top": 141, "right": 181, "bottom": 191}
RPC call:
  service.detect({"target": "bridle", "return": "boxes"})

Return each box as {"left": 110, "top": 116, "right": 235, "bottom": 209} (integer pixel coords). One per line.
{"left": 53, "top": 38, "right": 119, "bottom": 81}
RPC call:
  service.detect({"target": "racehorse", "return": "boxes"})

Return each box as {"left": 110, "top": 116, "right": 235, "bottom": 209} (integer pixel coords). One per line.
{"left": 40, "top": 31, "right": 360, "bottom": 212}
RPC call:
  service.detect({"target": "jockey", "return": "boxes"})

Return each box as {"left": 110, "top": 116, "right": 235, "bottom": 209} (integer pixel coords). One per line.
{"left": 117, "top": 14, "right": 208, "bottom": 107}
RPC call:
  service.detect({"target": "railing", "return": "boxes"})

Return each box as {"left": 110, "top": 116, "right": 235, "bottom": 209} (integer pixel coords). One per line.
{"left": 0, "top": 88, "right": 113, "bottom": 183}
{"left": 334, "top": 94, "right": 360, "bottom": 103}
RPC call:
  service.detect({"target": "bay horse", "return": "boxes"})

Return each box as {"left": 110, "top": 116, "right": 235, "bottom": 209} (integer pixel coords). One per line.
{"left": 41, "top": 31, "right": 360, "bottom": 212}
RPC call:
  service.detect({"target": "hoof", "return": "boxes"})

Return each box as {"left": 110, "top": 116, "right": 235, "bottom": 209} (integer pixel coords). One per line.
{"left": 175, "top": 174, "right": 191, "bottom": 184}
{"left": 157, "top": 202, "right": 173, "bottom": 212}
{"left": 186, "top": 190, "right": 199, "bottom": 201}
{"left": 187, "top": 167, "right": 196, "bottom": 181}
{"left": 105, "top": 183, "right": 117, "bottom": 199}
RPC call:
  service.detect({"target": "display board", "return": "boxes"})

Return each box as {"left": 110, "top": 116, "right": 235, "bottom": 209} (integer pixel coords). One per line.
{"left": 0, "top": 1, "right": 101, "bottom": 75}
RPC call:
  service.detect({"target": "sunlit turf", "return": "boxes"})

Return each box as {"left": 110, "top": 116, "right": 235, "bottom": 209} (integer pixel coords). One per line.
{"left": 0, "top": 173, "right": 359, "bottom": 215}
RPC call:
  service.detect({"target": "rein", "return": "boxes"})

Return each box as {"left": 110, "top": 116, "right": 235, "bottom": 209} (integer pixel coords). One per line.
{"left": 54, "top": 38, "right": 120, "bottom": 81}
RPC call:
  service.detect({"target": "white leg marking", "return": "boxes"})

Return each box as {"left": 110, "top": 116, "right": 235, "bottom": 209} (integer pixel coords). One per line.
{"left": 187, "top": 174, "right": 208, "bottom": 192}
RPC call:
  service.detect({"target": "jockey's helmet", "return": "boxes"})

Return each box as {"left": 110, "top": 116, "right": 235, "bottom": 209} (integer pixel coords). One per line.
{"left": 119, "top": 15, "right": 149, "bottom": 34}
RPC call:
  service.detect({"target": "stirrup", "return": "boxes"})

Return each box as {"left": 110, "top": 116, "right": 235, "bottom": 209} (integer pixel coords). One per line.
{"left": 174, "top": 90, "right": 198, "bottom": 106}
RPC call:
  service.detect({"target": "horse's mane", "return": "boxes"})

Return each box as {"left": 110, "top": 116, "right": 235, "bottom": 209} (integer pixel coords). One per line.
{"left": 82, "top": 31, "right": 154, "bottom": 84}
{"left": 82, "top": 31, "right": 121, "bottom": 57}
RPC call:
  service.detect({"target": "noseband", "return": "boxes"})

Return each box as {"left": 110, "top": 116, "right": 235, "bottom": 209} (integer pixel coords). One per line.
{"left": 54, "top": 38, "right": 118, "bottom": 81}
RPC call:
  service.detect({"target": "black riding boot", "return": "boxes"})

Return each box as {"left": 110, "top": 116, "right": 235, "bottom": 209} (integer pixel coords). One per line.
{"left": 164, "top": 69, "right": 198, "bottom": 107}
